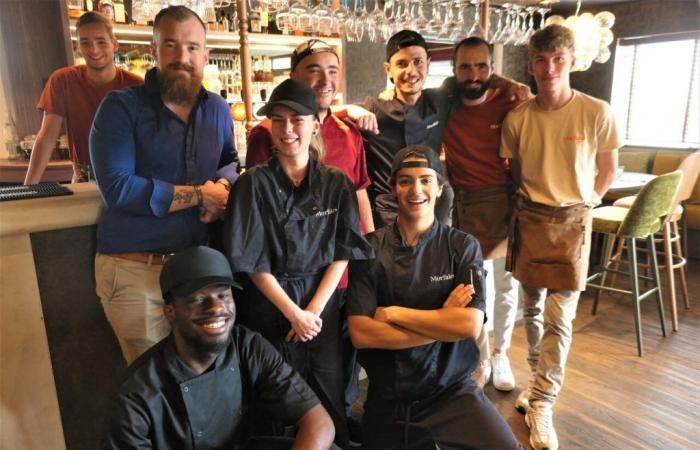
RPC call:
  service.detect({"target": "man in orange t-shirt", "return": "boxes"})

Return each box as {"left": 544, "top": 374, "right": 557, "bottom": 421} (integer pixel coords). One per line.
{"left": 24, "top": 11, "right": 142, "bottom": 184}
{"left": 442, "top": 37, "right": 526, "bottom": 394}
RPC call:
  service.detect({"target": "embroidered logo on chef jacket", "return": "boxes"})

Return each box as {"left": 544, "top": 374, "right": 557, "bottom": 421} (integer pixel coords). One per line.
{"left": 315, "top": 208, "right": 338, "bottom": 217}
{"left": 430, "top": 273, "right": 455, "bottom": 283}
{"left": 426, "top": 120, "right": 439, "bottom": 129}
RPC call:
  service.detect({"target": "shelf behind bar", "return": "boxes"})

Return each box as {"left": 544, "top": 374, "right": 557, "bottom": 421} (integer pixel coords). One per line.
{"left": 69, "top": 20, "right": 341, "bottom": 56}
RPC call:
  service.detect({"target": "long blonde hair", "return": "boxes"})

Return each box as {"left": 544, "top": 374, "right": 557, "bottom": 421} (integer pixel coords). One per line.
{"left": 309, "top": 131, "right": 326, "bottom": 162}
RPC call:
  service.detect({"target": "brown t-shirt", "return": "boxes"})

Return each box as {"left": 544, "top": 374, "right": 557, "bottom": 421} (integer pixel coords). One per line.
{"left": 443, "top": 87, "right": 522, "bottom": 188}
{"left": 37, "top": 65, "right": 142, "bottom": 166}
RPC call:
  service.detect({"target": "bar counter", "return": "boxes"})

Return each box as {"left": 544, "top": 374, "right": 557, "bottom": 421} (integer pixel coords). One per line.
{"left": 1, "top": 183, "right": 110, "bottom": 450}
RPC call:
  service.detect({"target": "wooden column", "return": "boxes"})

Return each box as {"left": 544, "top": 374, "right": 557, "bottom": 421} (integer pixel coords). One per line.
{"left": 236, "top": 0, "right": 254, "bottom": 130}
{"left": 481, "top": 0, "right": 490, "bottom": 36}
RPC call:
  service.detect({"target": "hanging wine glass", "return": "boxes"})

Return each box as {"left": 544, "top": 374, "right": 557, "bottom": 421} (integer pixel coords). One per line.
{"left": 425, "top": 0, "right": 443, "bottom": 38}
{"left": 467, "top": 0, "right": 486, "bottom": 38}
{"left": 289, "top": 0, "right": 309, "bottom": 35}
{"left": 514, "top": 7, "right": 531, "bottom": 46}
{"left": 332, "top": 0, "right": 351, "bottom": 38}
{"left": 276, "top": 1, "right": 294, "bottom": 35}
{"left": 367, "top": 0, "right": 386, "bottom": 43}
{"left": 516, "top": 6, "right": 537, "bottom": 46}
{"left": 312, "top": 0, "right": 333, "bottom": 37}
{"left": 493, "top": 3, "right": 512, "bottom": 44}
{"left": 438, "top": 0, "right": 458, "bottom": 40}
{"left": 504, "top": 4, "right": 522, "bottom": 46}
{"left": 488, "top": 6, "right": 504, "bottom": 44}
{"left": 410, "top": 0, "right": 429, "bottom": 33}
{"left": 449, "top": 3, "right": 468, "bottom": 41}
{"left": 536, "top": 6, "right": 551, "bottom": 30}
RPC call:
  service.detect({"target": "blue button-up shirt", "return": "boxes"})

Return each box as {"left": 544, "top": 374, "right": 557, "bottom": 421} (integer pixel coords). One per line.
{"left": 90, "top": 68, "right": 239, "bottom": 254}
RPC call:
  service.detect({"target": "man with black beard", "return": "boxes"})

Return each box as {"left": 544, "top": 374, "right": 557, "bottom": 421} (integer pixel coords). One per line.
{"left": 442, "top": 37, "right": 527, "bottom": 392}
{"left": 90, "top": 5, "right": 239, "bottom": 365}
{"left": 103, "top": 246, "right": 337, "bottom": 450}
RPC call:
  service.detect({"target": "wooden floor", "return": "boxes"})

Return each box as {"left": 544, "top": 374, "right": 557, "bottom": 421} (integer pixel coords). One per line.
{"left": 354, "top": 260, "right": 700, "bottom": 449}
{"left": 486, "top": 259, "right": 700, "bottom": 450}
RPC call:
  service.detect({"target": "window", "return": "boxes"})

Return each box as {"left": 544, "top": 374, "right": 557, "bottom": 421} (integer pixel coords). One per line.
{"left": 611, "top": 32, "right": 699, "bottom": 148}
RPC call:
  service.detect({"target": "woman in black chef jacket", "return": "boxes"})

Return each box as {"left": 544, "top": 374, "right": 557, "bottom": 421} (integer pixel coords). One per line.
{"left": 224, "top": 78, "right": 374, "bottom": 448}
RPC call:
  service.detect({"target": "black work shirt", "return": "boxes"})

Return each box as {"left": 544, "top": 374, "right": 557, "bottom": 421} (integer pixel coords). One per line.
{"left": 225, "top": 155, "right": 374, "bottom": 276}
{"left": 361, "top": 87, "right": 457, "bottom": 204}
{"left": 104, "top": 326, "right": 319, "bottom": 450}
{"left": 347, "top": 221, "right": 487, "bottom": 403}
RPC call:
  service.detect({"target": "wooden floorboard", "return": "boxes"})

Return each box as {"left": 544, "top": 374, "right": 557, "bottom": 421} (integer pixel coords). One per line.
{"left": 354, "top": 260, "right": 700, "bottom": 449}
{"left": 484, "top": 259, "right": 700, "bottom": 450}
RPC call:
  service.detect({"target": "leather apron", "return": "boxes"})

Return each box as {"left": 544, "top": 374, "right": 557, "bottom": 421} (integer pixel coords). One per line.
{"left": 506, "top": 196, "right": 592, "bottom": 291}
{"left": 453, "top": 185, "right": 513, "bottom": 260}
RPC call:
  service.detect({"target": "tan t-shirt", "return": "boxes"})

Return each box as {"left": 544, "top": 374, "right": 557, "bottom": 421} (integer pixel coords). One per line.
{"left": 500, "top": 90, "right": 620, "bottom": 207}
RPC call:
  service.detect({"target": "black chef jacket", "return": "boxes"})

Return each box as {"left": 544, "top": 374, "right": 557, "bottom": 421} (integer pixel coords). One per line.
{"left": 103, "top": 326, "right": 319, "bottom": 450}
{"left": 225, "top": 155, "right": 374, "bottom": 276}
{"left": 347, "top": 220, "right": 487, "bottom": 404}
{"left": 360, "top": 86, "right": 458, "bottom": 205}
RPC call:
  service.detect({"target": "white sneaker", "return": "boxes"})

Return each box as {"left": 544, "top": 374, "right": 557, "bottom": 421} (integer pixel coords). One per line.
{"left": 473, "top": 359, "right": 491, "bottom": 388}
{"left": 491, "top": 354, "right": 515, "bottom": 391}
{"left": 525, "top": 402, "right": 558, "bottom": 450}
{"left": 515, "top": 372, "right": 535, "bottom": 414}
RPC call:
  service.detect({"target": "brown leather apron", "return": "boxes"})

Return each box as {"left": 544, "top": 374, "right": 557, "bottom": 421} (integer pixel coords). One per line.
{"left": 506, "top": 196, "right": 592, "bottom": 291}
{"left": 453, "top": 185, "right": 513, "bottom": 260}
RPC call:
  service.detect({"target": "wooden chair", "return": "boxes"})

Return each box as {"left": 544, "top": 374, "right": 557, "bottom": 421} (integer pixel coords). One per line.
{"left": 587, "top": 171, "right": 682, "bottom": 356}
{"left": 612, "top": 151, "right": 700, "bottom": 330}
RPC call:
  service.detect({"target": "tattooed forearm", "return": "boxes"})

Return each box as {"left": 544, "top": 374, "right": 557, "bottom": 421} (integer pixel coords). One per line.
{"left": 172, "top": 187, "right": 195, "bottom": 206}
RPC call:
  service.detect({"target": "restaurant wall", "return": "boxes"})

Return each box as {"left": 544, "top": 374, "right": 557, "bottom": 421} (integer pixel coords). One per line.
{"left": 0, "top": 0, "right": 72, "bottom": 138}
{"left": 344, "top": 37, "right": 387, "bottom": 103}
{"left": 0, "top": 70, "right": 8, "bottom": 158}
{"left": 564, "top": 0, "right": 700, "bottom": 102}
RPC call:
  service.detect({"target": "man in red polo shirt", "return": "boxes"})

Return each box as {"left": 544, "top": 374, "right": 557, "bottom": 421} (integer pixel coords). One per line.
{"left": 24, "top": 11, "right": 142, "bottom": 184}
{"left": 245, "top": 39, "right": 373, "bottom": 235}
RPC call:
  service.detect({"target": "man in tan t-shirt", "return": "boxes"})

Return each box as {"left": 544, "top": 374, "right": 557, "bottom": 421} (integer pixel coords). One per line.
{"left": 500, "top": 24, "right": 619, "bottom": 450}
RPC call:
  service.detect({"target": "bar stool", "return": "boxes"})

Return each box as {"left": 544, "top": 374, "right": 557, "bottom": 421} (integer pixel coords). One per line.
{"left": 611, "top": 151, "right": 700, "bottom": 331}
{"left": 587, "top": 171, "right": 682, "bottom": 356}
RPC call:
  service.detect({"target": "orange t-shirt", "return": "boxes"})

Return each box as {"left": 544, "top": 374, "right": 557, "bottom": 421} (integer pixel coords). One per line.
{"left": 37, "top": 65, "right": 142, "bottom": 165}
{"left": 442, "top": 87, "right": 521, "bottom": 188}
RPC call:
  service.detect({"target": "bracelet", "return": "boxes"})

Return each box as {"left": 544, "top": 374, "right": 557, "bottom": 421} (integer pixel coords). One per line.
{"left": 216, "top": 177, "right": 231, "bottom": 191}
{"left": 194, "top": 185, "right": 204, "bottom": 206}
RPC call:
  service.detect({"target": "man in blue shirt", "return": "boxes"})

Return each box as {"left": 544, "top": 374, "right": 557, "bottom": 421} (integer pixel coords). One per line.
{"left": 90, "top": 5, "right": 239, "bottom": 364}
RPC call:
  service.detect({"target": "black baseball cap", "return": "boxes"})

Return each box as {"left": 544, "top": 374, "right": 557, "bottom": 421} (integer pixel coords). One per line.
{"left": 256, "top": 78, "right": 320, "bottom": 117}
{"left": 291, "top": 39, "right": 338, "bottom": 72}
{"left": 386, "top": 30, "right": 429, "bottom": 62}
{"left": 390, "top": 145, "right": 444, "bottom": 179}
{"left": 160, "top": 246, "right": 241, "bottom": 301}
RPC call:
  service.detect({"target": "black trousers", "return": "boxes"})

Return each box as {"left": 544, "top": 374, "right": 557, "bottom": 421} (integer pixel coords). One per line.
{"left": 241, "top": 275, "right": 348, "bottom": 449}
{"left": 363, "top": 383, "right": 522, "bottom": 450}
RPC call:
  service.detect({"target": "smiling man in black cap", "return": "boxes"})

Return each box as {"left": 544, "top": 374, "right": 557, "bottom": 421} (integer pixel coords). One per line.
{"left": 346, "top": 146, "right": 522, "bottom": 450}
{"left": 103, "top": 246, "right": 336, "bottom": 450}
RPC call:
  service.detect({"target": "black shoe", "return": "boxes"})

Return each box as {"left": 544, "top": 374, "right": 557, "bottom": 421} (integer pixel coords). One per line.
{"left": 347, "top": 416, "right": 363, "bottom": 448}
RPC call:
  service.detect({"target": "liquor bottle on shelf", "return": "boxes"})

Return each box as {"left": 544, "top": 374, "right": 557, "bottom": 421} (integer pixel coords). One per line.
{"left": 259, "top": 0, "right": 269, "bottom": 33}
{"left": 249, "top": 0, "right": 262, "bottom": 33}
{"left": 112, "top": 0, "right": 127, "bottom": 23}
{"left": 4, "top": 113, "right": 20, "bottom": 160}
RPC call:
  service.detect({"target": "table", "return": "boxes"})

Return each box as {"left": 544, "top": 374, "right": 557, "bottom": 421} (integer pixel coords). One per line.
{"left": 0, "top": 158, "right": 73, "bottom": 184}
{"left": 608, "top": 171, "right": 656, "bottom": 193}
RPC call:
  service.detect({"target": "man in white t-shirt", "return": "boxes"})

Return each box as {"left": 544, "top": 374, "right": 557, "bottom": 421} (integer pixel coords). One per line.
{"left": 500, "top": 24, "right": 620, "bottom": 450}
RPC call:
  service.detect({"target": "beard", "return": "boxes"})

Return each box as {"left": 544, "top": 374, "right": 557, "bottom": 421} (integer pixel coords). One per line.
{"left": 459, "top": 78, "right": 490, "bottom": 100}
{"left": 158, "top": 63, "right": 202, "bottom": 105}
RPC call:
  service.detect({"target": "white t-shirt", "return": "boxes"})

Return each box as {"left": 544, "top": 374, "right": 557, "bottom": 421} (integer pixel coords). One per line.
{"left": 500, "top": 90, "right": 620, "bottom": 207}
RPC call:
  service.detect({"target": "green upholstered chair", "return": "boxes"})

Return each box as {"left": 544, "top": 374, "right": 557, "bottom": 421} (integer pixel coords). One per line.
{"left": 612, "top": 151, "right": 700, "bottom": 331}
{"left": 587, "top": 171, "right": 682, "bottom": 356}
